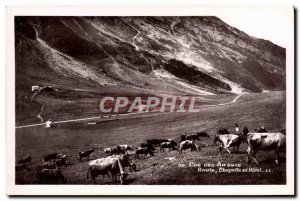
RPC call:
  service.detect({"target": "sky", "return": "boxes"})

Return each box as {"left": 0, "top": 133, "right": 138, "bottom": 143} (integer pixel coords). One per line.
{"left": 217, "top": 7, "right": 294, "bottom": 48}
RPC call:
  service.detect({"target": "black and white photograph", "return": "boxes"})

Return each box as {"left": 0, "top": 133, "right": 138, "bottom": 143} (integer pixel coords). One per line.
{"left": 6, "top": 6, "right": 295, "bottom": 196}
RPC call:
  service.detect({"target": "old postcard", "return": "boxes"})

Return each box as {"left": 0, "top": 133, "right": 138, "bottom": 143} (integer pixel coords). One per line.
{"left": 6, "top": 6, "right": 295, "bottom": 195}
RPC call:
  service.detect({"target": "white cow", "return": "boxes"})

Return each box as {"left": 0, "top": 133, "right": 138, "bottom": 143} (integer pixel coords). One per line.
{"left": 87, "top": 155, "right": 130, "bottom": 184}
{"left": 247, "top": 132, "right": 286, "bottom": 165}
{"left": 213, "top": 134, "right": 243, "bottom": 154}
{"left": 179, "top": 140, "right": 200, "bottom": 153}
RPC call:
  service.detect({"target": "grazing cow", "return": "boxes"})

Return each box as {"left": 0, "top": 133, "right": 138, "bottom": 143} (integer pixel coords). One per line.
{"left": 160, "top": 141, "right": 177, "bottom": 151}
{"left": 213, "top": 134, "right": 244, "bottom": 154}
{"left": 247, "top": 132, "right": 286, "bottom": 165}
{"left": 110, "top": 147, "right": 121, "bottom": 155}
{"left": 146, "top": 139, "right": 161, "bottom": 146}
{"left": 179, "top": 140, "right": 200, "bottom": 153}
{"left": 18, "top": 155, "right": 31, "bottom": 165}
{"left": 44, "top": 153, "right": 58, "bottom": 162}
{"left": 104, "top": 148, "right": 113, "bottom": 156}
{"left": 43, "top": 161, "right": 58, "bottom": 170}
{"left": 140, "top": 143, "right": 155, "bottom": 150}
{"left": 38, "top": 169, "right": 67, "bottom": 184}
{"left": 218, "top": 128, "right": 230, "bottom": 135}
{"left": 181, "top": 135, "right": 200, "bottom": 141}
{"left": 117, "top": 145, "right": 132, "bottom": 154}
{"left": 87, "top": 155, "right": 130, "bottom": 184}
{"left": 135, "top": 146, "right": 155, "bottom": 158}
{"left": 107, "top": 155, "right": 138, "bottom": 172}
{"left": 79, "top": 148, "right": 94, "bottom": 161}
{"left": 197, "top": 132, "right": 210, "bottom": 138}
{"left": 186, "top": 134, "right": 200, "bottom": 141}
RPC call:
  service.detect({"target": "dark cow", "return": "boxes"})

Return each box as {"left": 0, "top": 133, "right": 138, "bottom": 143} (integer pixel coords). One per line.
{"left": 140, "top": 143, "right": 155, "bottom": 150}
{"left": 218, "top": 128, "right": 230, "bottom": 135}
{"left": 187, "top": 134, "right": 200, "bottom": 141}
{"left": 181, "top": 135, "right": 187, "bottom": 142}
{"left": 43, "top": 161, "right": 58, "bottom": 170}
{"left": 38, "top": 169, "right": 67, "bottom": 184}
{"left": 181, "top": 134, "right": 200, "bottom": 141}
{"left": 197, "top": 132, "right": 210, "bottom": 138}
{"left": 135, "top": 146, "right": 155, "bottom": 158}
{"left": 44, "top": 153, "right": 58, "bottom": 162}
{"left": 79, "top": 148, "right": 94, "bottom": 161}
{"left": 18, "top": 155, "right": 31, "bottom": 165}
{"left": 110, "top": 148, "right": 120, "bottom": 155}
{"left": 146, "top": 139, "right": 161, "bottom": 146}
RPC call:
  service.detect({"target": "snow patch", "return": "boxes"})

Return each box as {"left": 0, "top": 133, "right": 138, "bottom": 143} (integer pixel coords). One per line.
{"left": 153, "top": 69, "right": 176, "bottom": 79}
{"left": 176, "top": 81, "right": 215, "bottom": 95}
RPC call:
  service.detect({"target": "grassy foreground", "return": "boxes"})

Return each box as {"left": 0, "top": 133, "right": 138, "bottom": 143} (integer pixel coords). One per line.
{"left": 15, "top": 91, "right": 286, "bottom": 185}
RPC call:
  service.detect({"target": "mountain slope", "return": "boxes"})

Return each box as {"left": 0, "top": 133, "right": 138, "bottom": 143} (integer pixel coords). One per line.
{"left": 15, "top": 16, "right": 286, "bottom": 96}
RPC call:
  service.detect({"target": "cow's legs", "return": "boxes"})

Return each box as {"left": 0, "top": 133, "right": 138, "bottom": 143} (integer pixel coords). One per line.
{"left": 247, "top": 146, "right": 253, "bottom": 164}
{"left": 275, "top": 148, "right": 279, "bottom": 165}
{"left": 251, "top": 151, "right": 259, "bottom": 165}
{"left": 219, "top": 146, "right": 223, "bottom": 155}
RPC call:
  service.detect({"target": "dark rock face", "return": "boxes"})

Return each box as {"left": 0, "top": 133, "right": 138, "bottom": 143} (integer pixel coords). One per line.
{"left": 15, "top": 16, "right": 285, "bottom": 95}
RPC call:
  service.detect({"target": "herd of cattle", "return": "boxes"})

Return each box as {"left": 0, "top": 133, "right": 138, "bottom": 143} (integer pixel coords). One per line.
{"left": 16, "top": 126, "right": 286, "bottom": 185}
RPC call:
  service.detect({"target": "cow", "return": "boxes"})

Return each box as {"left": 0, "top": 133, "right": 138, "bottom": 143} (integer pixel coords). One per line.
{"left": 218, "top": 128, "right": 230, "bottom": 135}
{"left": 79, "top": 148, "right": 94, "bottom": 161}
{"left": 280, "top": 129, "right": 286, "bottom": 135}
{"left": 87, "top": 155, "right": 130, "bottom": 184}
{"left": 135, "top": 146, "right": 155, "bottom": 158}
{"left": 104, "top": 148, "right": 113, "bottom": 156}
{"left": 146, "top": 139, "right": 161, "bottom": 146}
{"left": 197, "top": 132, "right": 210, "bottom": 138}
{"left": 181, "top": 135, "right": 200, "bottom": 142}
{"left": 117, "top": 145, "right": 132, "bottom": 154}
{"left": 179, "top": 140, "right": 200, "bottom": 154}
{"left": 107, "top": 155, "right": 138, "bottom": 172}
{"left": 110, "top": 147, "right": 121, "bottom": 155}
{"left": 44, "top": 153, "right": 58, "bottom": 162}
{"left": 38, "top": 169, "right": 67, "bottom": 184}
{"left": 160, "top": 141, "right": 177, "bottom": 151}
{"left": 140, "top": 143, "right": 155, "bottom": 150}
{"left": 187, "top": 134, "right": 200, "bottom": 141}
{"left": 246, "top": 132, "right": 286, "bottom": 165}
{"left": 43, "top": 161, "right": 58, "bottom": 170}
{"left": 18, "top": 155, "right": 31, "bottom": 165}
{"left": 213, "top": 134, "right": 244, "bottom": 154}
